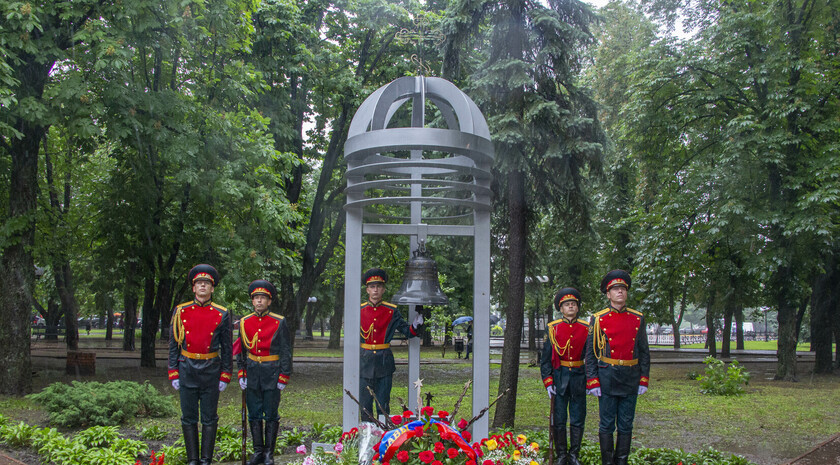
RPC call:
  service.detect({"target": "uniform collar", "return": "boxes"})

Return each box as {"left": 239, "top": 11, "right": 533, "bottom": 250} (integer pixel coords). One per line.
{"left": 195, "top": 299, "right": 212, "bottom": 307}
{"left": 563, "top": 316, "right": 577, "bottom": 324}
{"left": 609, "top": 305, "right": 626, "bottom": 313}
{"left": 367, "top": 300, "right": 383, "bottom": 308}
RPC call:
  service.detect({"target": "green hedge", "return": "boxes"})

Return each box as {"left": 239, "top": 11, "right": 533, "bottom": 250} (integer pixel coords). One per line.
{"left": 27, "top": 380, "right": 176, "bottom": 427}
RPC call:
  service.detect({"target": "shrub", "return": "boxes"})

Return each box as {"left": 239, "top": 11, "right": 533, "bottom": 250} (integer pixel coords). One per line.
{"left": 278, "top": 426, "right": 309, "bottom": 449}
{"left": 158, "top": 442, "right": 187, "bottom": 465}
{"left": 27, "top": 380, "right": 176, "bottom": 427}
{"left": 316, "top": 424, "right": 344, "bottom": 444}
{"left": 140, "top": 424, "right": 169, "bottom": 441}
{"left": 75, "top": 425, "right": 120, "bottom": 448}
{"left": 0, "top": 421, "right": 39, "bottom": 447}
{"left": 699, "top": 356, "right": 751, "bottom": 396}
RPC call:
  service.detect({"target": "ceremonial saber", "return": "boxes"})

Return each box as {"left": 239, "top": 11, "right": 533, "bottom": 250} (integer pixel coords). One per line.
{"left": 548, "top": 393, "right": 555, "bottom": 465}
{"left": 241, "top": 389, "right": 247, "bottom": 465}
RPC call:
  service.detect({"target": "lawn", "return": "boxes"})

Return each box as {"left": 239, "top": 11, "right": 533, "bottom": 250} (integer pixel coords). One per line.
{"left": 2, "top": 352, "right": 839, "bottom": 465}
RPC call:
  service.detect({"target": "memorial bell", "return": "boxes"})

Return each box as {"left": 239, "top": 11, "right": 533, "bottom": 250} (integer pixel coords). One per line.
{"left": 392, "top": 241, "right": 449, "bottom": 306}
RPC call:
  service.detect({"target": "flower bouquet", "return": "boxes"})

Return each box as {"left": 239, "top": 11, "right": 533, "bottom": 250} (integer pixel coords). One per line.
{"left": 372, "top": 407, "right": 477, "bottom": 465}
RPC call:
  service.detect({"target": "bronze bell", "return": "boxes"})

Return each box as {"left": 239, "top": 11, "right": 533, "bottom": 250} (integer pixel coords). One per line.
{"left": 392, "top": 241, "right": 449, "bottom": 306}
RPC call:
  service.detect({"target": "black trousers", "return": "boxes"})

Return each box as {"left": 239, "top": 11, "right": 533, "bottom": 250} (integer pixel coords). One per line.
{"left": 179, "top": 385, "right": 220, "bottom": 426}
{"left": 360, "top": 375, "right": 392, "bottom": 421}
{"left": 246, "top": 387, "right": 281, "bottom": 421}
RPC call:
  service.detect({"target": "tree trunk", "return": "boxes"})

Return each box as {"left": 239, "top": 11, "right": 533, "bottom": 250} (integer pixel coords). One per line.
{"left": 734, "top": 306, "right": 745, "bottom": 350}
{"left": 528, "top": 307, "right": 537, "bottom": 352}
{"left": 305, "top": 301, "right": 317, "bottom": 340}
{"left": 773, "top": 271, "right": 798, "bottom": 381}
{"left": 328, "top": 283, "right": 344, "bottom": 350}
{"left": 722, "top": 298, "right": 734, "bottom": 358}
{"left": 493, "top": 169, "right": 527, "bottom": 429}
{"left": 705, "top": 294, "right": 717, "bottom": 357}
{"left": 55, "top": 261, "right": 80, "bottom": 351}
{"left": 669, "top": 288, "right": 680, "bottom": 349}
{"left": 123, "top": 264, "right": 139, "bottom": 351}
{"left": 810, "top": 251, "right": 837, "bottom": 373}
{"left": 44, "top": 298, "right": 63, "bottom": 341}
{"left": 140, "top": 275, "right": 157, "bottom": 366}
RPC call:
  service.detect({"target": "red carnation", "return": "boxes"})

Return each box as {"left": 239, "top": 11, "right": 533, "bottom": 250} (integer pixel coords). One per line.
{"left": 418, "top": 451, "right": 435, "bottom": 463}
{"left": 421, "top": 406, "right": 434, "bottom": 416}
{"left": 403, "top": 410, "right": 413, "bottom": 418}
{"left": 463, "top": 431, "right": 472, "bottom": 442}
{"left": 397, "top": 450, "right": 410, "bottom": 463}
{"left": 391, "top": 415, "right": 403, "bottom": 425}
{"left": 437, "top": 410, "right": 449, "bottom": 419}
{"left": 414, "top": 425, "right": 425, "bottom": 437}
{"left": 466, "top": 460, "right": 476, "bottom": 465}
{"left": 433, "top": 461, "right": 443, "bottom": 465}
{"left": 447, "top": 448, "right": 459, "bottom": 459}
{"left": 457, "top": 418, "right": 468, "bottom": 429}
{"left": 434, "top": 442, "right": 445, "bottom": 453}
{"left": 483, "top": 460, "right": 494, "bottom": 465}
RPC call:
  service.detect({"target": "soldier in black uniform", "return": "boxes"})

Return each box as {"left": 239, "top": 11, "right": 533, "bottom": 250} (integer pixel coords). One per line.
{"left": 541, "top": 288, "right": 589, "bottom": 465}
{"left": 359, "top": 268, "right": 423, "bottom": 422}
{"left": 585, "top": 270, "right": 650, "bottom": 465}
{"left": 237, "top": 280, "right": 291, "bottom": 465}
{"left": 169, "top": 264, "right": 233, "bottom": 465}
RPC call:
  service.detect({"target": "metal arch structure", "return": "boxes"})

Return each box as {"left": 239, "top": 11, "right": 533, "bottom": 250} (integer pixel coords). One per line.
{"left": 343, "top": 76, "right": 494, "bottom": 439}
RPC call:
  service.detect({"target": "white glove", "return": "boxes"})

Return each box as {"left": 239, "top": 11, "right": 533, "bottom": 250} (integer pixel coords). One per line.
{"left": 277, "top": 383, "right": 286, "bottom": 391}
{"left": 546, "top": 385, "right": 556, "bottom": 399}
{"left": 638, "top": 386, "right": 648, "bottom": 395}
{"left": 587, "top": 387, "right": 601, "bottom": 397}
{"left": 218, "top": 381, "right": 228, "bottom": 392}
{"left": 171, "top": 379, "right": 180, "bottom": 391}
{"left": 413, "top": 314, "right": 424, "bottom": 327}
{"left": 239, "top": 378, "right": 247, "bottom": 390}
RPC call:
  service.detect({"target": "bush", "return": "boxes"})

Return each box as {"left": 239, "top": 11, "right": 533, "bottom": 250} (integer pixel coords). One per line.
{"left": 0, "top": 421, "right": 39, "bottom": 447}
{"left": 27, "top": 380, "right": 176, "bottom": 427}
{"left": 699, "top": 356, "right": 750, "bottom": 396}
{"left": 140, "top": 424, "right": 169, "bottom": 441}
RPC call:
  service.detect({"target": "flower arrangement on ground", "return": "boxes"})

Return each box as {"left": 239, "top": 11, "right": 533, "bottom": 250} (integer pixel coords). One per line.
{"left": 475, "top": 432, "right": 542, "bottom": 465}
{"left": 372, "top": 406, "right": 478, "bottom": 465}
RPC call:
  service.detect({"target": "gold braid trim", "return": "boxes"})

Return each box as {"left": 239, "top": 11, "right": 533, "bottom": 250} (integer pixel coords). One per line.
{"left": 240, "top": 317, "right": 258, "bottom": 351}
{"left": 593, "top": 311, "right": 608, "bottom": 362}
{"left": 360, "top": 322, "right": 375, "bottom": 341}
{"left": 548, "top": 325, "right": 571, "bottom": 357}
{"left": 172, "top": 304, "right": 187, "bottom": 346}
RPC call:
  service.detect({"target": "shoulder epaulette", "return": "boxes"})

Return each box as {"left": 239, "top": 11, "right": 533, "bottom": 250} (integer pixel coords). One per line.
{"left": 212, "top": 303, "right": 228, "bottom": 312}
{"left": 547, "top": 318, "right": 562, "bottom": 327}
{"left": 381, "top": 301, "right": 398, "bottom": 309}
{"left": 594, "top": 308, "right": 611, "bottom": 317}
{"left": 360, "top": 302, "right": 367, "bottom": 307}
{"left": 576, "top": 318, "right": 590, "bottom": 326}
{"left": 269, "top": 312, "right": 285, "bottom": 320}
{"left": 627, "top": 308, "right": 642, "bottom": 317}
{"left": 175, "top": 301, "right": 194, "bottom": 310}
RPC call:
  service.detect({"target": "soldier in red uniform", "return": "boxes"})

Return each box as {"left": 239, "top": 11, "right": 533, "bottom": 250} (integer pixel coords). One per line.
{"left": 541, "top": 288, "right": 588, "bottom": 465}
{"left": 169, "top": 264, "right": 233, "bottom": 465}
{"left": 237, "top": 280, "right": 291, "bottom": 465}
{"left": 585, "top": 270, "right": 650, "bottom": 465}
{"left": 359, "top": 268, "right": 423, "bottom": 422}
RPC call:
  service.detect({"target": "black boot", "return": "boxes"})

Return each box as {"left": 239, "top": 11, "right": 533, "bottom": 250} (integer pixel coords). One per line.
{"left": 614, "top": 433, "right": 632, "bottom": 465}
{"left": 552, "top": 426, "right": 568, "bottom": 465}
{"left": 568, "top": 426, "right": 584, "bottom": 465}
{"left": 247, "top": 421, "right": 265, "bottom": 465}
{"left": 598, "top": 432, "right": 614, "bottom": 465}
{"left": 182, "top": 424, "right": 200, "bottom": 465}
{"left": 199, "top": 423, "right": 217, "bottom": 465}
{"left": 264, "top": 420, "right": 279, "bottom": 465}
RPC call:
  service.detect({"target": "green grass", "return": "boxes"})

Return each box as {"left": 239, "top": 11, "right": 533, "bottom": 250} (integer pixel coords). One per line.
{"left": 670, "top": 341, "right": 832, "bottom": 351}
{"left": 6, "top": 351, "right": 839, "bottom": 464}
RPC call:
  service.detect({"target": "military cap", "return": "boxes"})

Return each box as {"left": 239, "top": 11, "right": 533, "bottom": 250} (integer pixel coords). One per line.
{"left": 601, "top": 269, "right": 631, "bottom": 293}
{"left": 554, "top": 287, "right": 582, "bottom": 311}
{"left": 363, "top": 268, "right": 388, "bottom": 285}
{"left": 189, "top": 264, "right": 219, "bottom": 285}
{"left": 248, "top": 279, "right": 276, "bottom": 300}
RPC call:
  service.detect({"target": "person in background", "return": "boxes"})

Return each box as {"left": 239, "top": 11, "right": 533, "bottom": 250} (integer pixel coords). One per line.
{"left": 585, "top": 270, "right": 650, "bottom": 465}
{"left": 359, "top": 268, "right": 424, "bottom": 422}
{"left": 168, "top": 264, "right": 232, "bottom": 465}
{"left": 541, "top": 287, "right": 588, "bottom": 465}
{"left": 237, "top": 280, "right": 291, "bottom": 465}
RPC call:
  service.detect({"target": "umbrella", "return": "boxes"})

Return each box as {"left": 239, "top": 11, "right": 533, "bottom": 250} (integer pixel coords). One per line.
{"left": 452, "top": 316, "right": 473, "bottom": 326}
